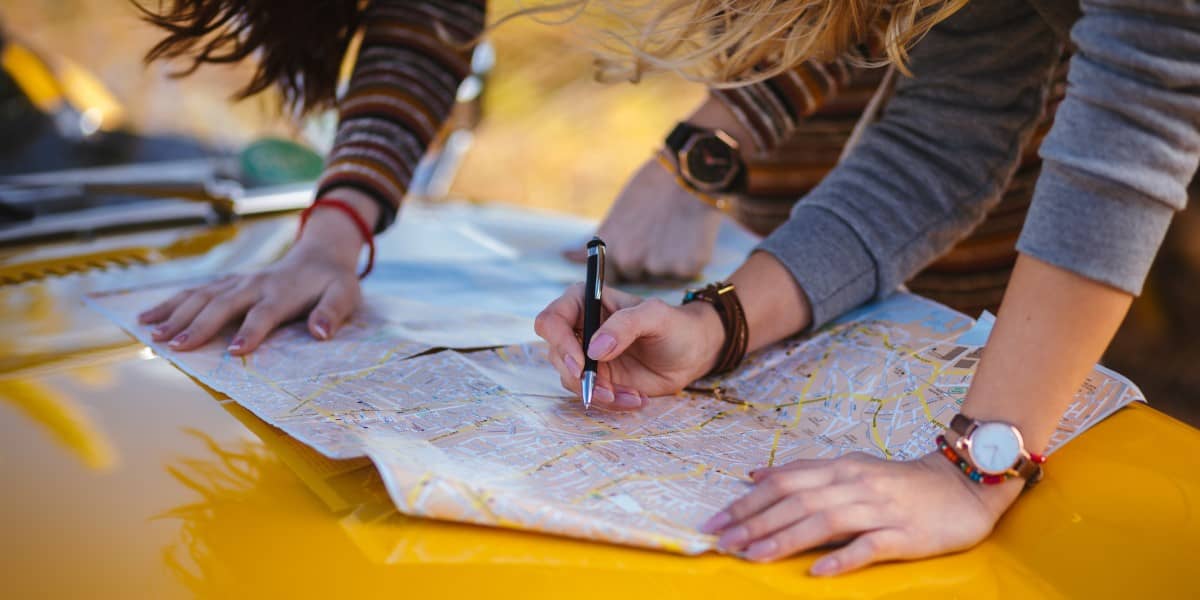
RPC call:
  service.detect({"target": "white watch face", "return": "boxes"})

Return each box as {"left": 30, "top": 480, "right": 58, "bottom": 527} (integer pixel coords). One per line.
{"left": 967, "top": 422, "right": 1022, "bottom": 475}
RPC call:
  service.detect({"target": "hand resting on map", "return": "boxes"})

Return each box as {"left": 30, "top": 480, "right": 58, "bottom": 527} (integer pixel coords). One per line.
{"left": 563, "top": 96, "right": 744, "bottom": 281}
{"left": 138, "top": 190, "right": 377, "bottom": 355}
{"left": 564, "top": 157, "right": 721, "bottom": 282}
{"left": 535, "top": 272, "right": 1022, "bottom": 574}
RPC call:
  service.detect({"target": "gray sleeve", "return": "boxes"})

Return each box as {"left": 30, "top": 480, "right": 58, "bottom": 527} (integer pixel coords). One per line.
{"left": 757, "top": 0, "right": 1063, "bottom": 328}
{"left": 1016, "top": 0, "right": 1200, "bottom": 295}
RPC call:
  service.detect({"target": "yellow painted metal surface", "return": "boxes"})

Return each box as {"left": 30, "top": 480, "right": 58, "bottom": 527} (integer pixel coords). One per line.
{"left": 1, "top": 216, "right": 1198, "bottom": 599}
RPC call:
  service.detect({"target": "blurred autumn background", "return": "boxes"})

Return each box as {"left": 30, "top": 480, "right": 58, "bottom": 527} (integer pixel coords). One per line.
{"left": 0, "top": 0, "right": 704, "bottom": 219}
{"left": 0, "top": 0, "right": 1195, "bottom": 423}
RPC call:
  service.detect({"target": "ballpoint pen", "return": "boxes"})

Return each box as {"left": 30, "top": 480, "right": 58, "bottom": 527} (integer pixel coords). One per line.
{"left": 580, "top": 237, "right": 606, "bottom": 410}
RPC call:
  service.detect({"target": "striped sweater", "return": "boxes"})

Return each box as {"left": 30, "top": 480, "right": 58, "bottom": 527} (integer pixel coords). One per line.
{"left": 316, "top": 0, "right": 486, "bottom": 232}
{"left": 317, "top": 0, "right": 853, "bottom": 232}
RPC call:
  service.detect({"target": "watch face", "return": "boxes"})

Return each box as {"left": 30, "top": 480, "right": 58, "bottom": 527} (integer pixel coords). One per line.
{"left": 681, "top": 134, "right": 739, "bottom": 190}
{"left": 967, "top": 422, "right": 1022, "bottom": 475}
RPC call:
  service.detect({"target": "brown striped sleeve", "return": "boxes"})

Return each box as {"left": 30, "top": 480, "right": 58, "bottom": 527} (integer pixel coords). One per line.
{"left": 710, "top": 58, "right": 855, "bottom": 155}
{"left": 317, "top": 0, "right": 486, "bottom": 233}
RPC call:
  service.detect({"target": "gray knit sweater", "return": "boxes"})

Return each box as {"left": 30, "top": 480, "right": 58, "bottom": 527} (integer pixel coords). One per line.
{"left": 757, "top": 0, "right": 1200, "bottom": 327}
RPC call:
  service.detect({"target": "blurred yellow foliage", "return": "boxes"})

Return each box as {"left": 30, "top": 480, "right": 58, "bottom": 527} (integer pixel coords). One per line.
{"left": 0, "top": 0, "right": 704, "bottom": 219}
{"left": 450, "top": 1, "right": 706, "bottom": 218}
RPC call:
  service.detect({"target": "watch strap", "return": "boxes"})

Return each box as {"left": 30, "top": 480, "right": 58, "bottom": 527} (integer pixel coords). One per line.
{"left": 950, "top": 413, "right": 972, "bottom": 437}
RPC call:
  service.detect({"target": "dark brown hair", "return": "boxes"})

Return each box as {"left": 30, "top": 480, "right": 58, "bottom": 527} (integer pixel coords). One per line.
{"left": 137, "top": 0, "right": 364, "bottom": 113}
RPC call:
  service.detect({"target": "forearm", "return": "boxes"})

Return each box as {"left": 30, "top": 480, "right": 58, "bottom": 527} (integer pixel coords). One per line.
{"left": 727, "top": 252, "right": 813, "bottom": 352}
{"left": 318, "top": 0, "right": 486, "bottom": 232}
{"left": 757, "top": 0, "right": 1060, "bottom": 329}
{"left": 961, "top": 253, "right": 1133, "bottom": 452}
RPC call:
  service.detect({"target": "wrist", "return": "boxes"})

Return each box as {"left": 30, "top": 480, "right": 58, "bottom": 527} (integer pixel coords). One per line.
{"left": 680, "top": 298, "right": 727, "bottom": 378}
{"left": 919, "top": 451, "right": 1022, "bottom": 516}
{"left": 293, "top": 190, "right": 380, "bottom": 271}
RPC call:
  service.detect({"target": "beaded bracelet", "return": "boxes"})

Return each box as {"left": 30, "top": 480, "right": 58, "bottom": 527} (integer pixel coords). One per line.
{"left": 935, "top": 434, "right": 1011, "bottom": 485}
{"left": 298, "top": 198, "right": 376, "bottom": 279}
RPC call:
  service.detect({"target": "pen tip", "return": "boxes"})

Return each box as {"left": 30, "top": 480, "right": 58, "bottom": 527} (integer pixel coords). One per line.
{"left": 581, "top": 371, "right": 595, "bottom": 410}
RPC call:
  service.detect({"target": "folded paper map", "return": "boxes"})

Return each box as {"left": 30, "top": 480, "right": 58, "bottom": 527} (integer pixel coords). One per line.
{"left": 86, "top": 202, "right": 1145, "bottom": 554}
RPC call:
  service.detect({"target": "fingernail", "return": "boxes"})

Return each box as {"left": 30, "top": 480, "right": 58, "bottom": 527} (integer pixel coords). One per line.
{"left": 811, "top": 556, "right": 839, "bottom": 576}
{"left": 151, "top": 326, "right": 167, "bottom": 339}
{"left": 614, "top": 391, "right": 642, "bottom": 409}
{"left": 168, "top": 333, "right": 189, "bottom": 348}
{"left": 564, "top": 354, "right": 580, "bottom": 377}
{"left": 700, "top": 511, "right": 732, "bottom": 534}
{"left": 228, "top": 336, "right": 245, "bottom": 352}
{"left": 587, "top": 333, "right": 615, "bottom": 360}
{"left": 748, "top": 470, "right": 759, "bottom": 479}
{"left": 717, "top": 526, "right": 749, "bottom": 551}
{"left": 593, "top": 385, "right": 615, "bottom": 405}
{"left": 312, "top": 318, "right": 330, "bottom": 340}
{"left": 744, "top": 539, "right": 778, "bottom": 561}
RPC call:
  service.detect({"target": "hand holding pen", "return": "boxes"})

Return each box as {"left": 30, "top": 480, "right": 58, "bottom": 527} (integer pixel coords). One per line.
{"left": 535, "top": 238, "right": 725, "bottom": 411}
{"left": 580, "top": 237, "right": 606, "bottom": 409}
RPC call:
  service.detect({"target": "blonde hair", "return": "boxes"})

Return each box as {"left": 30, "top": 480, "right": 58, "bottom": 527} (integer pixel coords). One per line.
{"left": 494, "top": 0, "right": 967, "bottom": 86}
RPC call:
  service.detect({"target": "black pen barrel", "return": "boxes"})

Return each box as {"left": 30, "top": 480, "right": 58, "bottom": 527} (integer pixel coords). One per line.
{"left": 581, "top": 238, "right": 606, "bottom": 374}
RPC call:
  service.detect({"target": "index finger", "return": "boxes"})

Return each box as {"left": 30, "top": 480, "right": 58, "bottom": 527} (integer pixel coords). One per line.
{"left": 535, "top": 283, "right": 586, "bottom": 364}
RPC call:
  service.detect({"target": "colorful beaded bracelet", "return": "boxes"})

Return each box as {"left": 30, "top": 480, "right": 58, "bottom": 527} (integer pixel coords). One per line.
{"left": 936, "top": 435, "right": 1010, "bottom": 485}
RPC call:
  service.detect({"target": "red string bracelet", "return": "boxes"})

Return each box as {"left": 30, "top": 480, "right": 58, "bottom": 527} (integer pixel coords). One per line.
{"left": 297, "top": 198, "right": 376, "bottom": 279}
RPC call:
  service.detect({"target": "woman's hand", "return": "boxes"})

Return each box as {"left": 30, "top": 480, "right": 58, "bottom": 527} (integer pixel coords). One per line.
{"left": 534, "top": 284, "right": 725, "bottom": 409}
{"left": 566, "top": 95, "right": 756, "bottom": 282}
{"left": 701, "top": 451, "right": 1023, "bottom": 575}
{"left": 581, "top": 158, "right": 722, "bottom": 281}
{"left": 137, "top": 190, "right": 377, "bottom": 355}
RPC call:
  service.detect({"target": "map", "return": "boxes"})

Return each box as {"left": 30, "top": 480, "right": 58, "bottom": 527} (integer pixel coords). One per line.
{"left": 88, "top": 283, "right": 1144, "bottom": 555}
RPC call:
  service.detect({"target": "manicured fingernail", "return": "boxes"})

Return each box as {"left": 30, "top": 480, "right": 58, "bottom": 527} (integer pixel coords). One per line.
{"left": 587, "top": 334, "right": 615, "bottom": 360}
{"left": 614, "top": 391, "right": 642, "bottom": 409}
{"left": 717, "top": 526, "right": 749, "bottom": 550}
{"left": 312, "top": 318, "right": 330, "bottom": 340}
{"left": 593, "top": 385, "right": 615, "bottom": 405}
{"left": 228, "top": 336, "right": 245, "bottom": 352}
{"left": 151, "top": 326, "right": 167, "bottom": 339}
{"left": 744, "top": 539, "right": 778, "bottom": 561}
{"left": 168, "top": 333, "right": 189, "bottom": 348}
{"left": 564, "top": 354, "right": 581, "bottom": 377}
{"left": 811, "top": 556, "right": 839, "bottom": 576}
{"left": 700, "top": 511, "right": 732, "bottom": 534}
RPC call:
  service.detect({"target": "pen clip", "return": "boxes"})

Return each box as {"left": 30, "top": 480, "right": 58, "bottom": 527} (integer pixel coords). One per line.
{"left": 589, "top": 243, "right": 605, "bottom": 300}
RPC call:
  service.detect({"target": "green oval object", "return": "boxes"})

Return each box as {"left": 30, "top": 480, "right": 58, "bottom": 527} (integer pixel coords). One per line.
{"left": 239, "top": 137, "right": 324, "bottom": 187}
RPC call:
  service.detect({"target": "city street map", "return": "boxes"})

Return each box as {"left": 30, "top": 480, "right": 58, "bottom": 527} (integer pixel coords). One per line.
{"left": 87, "top": 203, "right": 1145, "bottom": 554}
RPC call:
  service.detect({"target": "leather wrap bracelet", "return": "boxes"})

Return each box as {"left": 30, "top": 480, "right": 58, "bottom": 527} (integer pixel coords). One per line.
{"left": 682, "top": 282, "right": 749, "bottom": 376}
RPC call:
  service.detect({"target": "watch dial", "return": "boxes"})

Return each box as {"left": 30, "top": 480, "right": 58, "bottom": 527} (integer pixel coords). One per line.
{"left": 968, "top": 422, "right": 1022, "bottom": 475}
{"left": 684, "top": 135, "right": 737, "bottom": 185}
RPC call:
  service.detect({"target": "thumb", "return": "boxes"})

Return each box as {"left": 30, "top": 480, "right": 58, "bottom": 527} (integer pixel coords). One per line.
{"left": 587, "top": 298, "right": 670, "bottom": 361}
{"left": 308, "top": 278, "right": 361, "bottom": 340}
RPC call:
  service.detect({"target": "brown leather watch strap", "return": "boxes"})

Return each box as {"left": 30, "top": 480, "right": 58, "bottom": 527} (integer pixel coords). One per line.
{"left": 950, "top": 413, "right": 972, "bottom": 437}
{"left": 682, "top": 282, "right": 749, "bottom": 376}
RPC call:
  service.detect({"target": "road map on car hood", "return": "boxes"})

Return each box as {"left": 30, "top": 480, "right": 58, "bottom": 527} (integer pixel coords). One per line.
{"left": 87, "top": 202, "right": 1146, "bottom": 554}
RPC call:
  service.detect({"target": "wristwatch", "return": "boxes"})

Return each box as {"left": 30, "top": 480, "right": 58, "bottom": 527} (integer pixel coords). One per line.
{"left": 948, "top": 414, "right": 1045, "bottom": 484}
{"left": 664, "top": 122, "right": 747, "bottom": 194}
